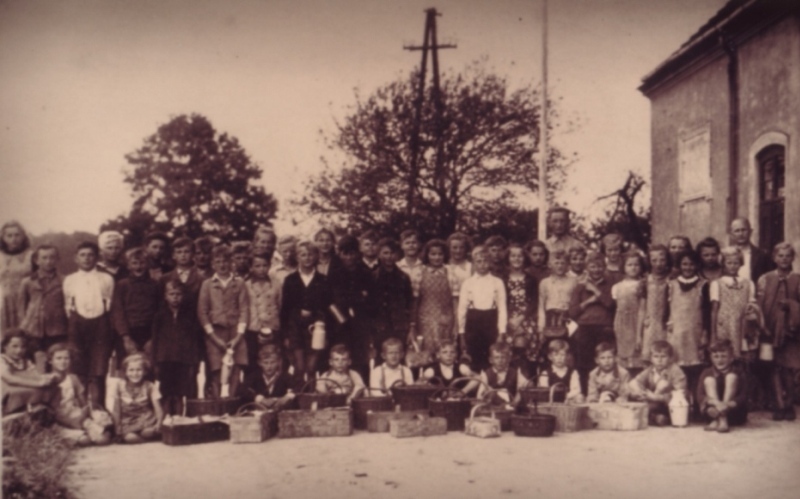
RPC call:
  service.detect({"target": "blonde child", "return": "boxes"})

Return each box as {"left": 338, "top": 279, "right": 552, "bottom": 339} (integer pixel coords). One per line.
{"left": 198, "top": 244, "right": 249, "bottom": 398}
{"left": 316, "top": 344, "right": 366, "bottom": 403}
{"left": 537, "top": 250, "right": 578, "bottom": 343}
{"left": 110, "top": 353, "right": 162, "bottom": 443}
{"left": 710, "top": 247, "right": 757, "bottom": 358}
{"left": 370, "top": 338, "right": 413, "bottom": 391}
{"left": 423, "top": 340, "right": 476, "bottom": 390}
{"left": 18, "top": 244, "right": 68, "bottom": 372}
{"left": 397, "top": 229, "right": 424, "bottom": 298}
{"left": 237, "top": 345, "right": 297, "bottom": 409}
{"left": 478, "top": 342, "right": 527, "bottom": 405}
{"left": 48, "top": 343, "right": 111, "bottom": 446}
{"left": 446, "top": 233, "right": 473, "bottom": 327}
{"left": 586, "top": 342, "right": 630, "bottom": 403}
{"left": 415, "top": 239, "right": 455, "bottom": 354}
{"left": 697, "top": 339, "right": 748, "bottom": 432}
{"left": 505, "top": 243, "right": 537, "bottom": 337}
{"left": 271, "top": 235, "right": 298, "bottom": 285}
{"left": 629, "top": 340, "right": 688, "bottom": 426}
{"left": 537, "top": 339, "right": 583, "bottom": 403}
{"left": 757, "top": 242, "right": 800, "bottom": 421}
{"left": 1, "top": 330, "right": 58, "bottom": 415}
{"left": 458, "top": 245, "right": 507, "bottom": 372}
{"left": 642, "top": 244, "right": 671, "bottom": 359}
{"left": 612, "top": 252, "right": 647, "bottom": 369}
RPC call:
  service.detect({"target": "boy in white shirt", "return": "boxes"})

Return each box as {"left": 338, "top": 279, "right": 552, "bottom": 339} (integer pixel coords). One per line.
{"left": 370, "top": 338, "right": 413, "bottom": 391}
{"left": 63, "top": 241, "right": 115, "bottom": 404}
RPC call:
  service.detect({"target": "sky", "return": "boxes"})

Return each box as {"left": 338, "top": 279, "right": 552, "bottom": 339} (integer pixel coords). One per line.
{"left": 0, "top": 0, "right": 728, "bottom": 236}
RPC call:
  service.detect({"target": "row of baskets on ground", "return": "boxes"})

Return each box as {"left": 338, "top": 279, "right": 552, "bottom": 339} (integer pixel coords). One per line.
{"left": 162, "top": 379, "right": 650, "bottom": 445}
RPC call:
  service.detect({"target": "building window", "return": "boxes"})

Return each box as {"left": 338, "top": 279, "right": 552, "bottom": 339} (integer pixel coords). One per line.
{"left": 757, "top": 144, "right": 785, "bottom": 251}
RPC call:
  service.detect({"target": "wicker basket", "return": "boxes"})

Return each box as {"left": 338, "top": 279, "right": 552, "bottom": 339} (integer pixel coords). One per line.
{"left": 229, "top": 403, "right": 278, "bottom": 443}
{"left": 464, "top": 404, "right": 501, "bottom": 438}
{"left": 351, "top": 389, "right": 394, "bottom": 430}
{"left": 391, "top": 378, "right": 442, "bottom": 411}
{"left": 278, "top": 405, "right": 353, "bottom": 438}
{"left": 537, "top": 404, "right": 592, "bottom": 433}
{"left": 428, "top": 378, "right": 477, "bottom": 432}
{"left": 511, "top": 396, "right": 556, "bottom": 437}
{"left": 162, "top": 416, "right": 230, "bottom": 446}
{"left": 184, "top": 397, "right": 242, "bottom": 417}
{"left": 296, "top": 379, "right": 349, "bottom": 410}
{"left": 388, "top": 414, "right": 447, "bottom": 438}
{"left": 519, "top": 384, "right": 566, "bottom": 405}
{"left": 366, "top": 407, "right": 430, "bottom": 433}
{"left": 472, "top": 401, "right": 514, "bottom": 432}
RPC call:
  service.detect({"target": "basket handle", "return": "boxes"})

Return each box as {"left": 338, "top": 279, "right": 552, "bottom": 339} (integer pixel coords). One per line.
{"left": 549, "top": 382, "right": 566, "bottom": 404}
{"left": 469, "top": 403, "right": 496, "bottom": 421}
{"left": 236, "top": 402, "right": 269, "bottom": 416}
{"left": 300, "top": 377, "right": 344, "bottom": 394}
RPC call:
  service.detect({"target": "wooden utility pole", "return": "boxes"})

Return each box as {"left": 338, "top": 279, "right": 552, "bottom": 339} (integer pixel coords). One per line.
{"left": 538, "top": 0, "right": 549, "bottom": 240}
{"left": 403, "top": 8, "right": 456, "bottom": 218}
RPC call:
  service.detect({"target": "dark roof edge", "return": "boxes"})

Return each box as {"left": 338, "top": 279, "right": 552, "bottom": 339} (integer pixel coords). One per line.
{"left": 639, "top": 0, "right": 797, "bottom": 97}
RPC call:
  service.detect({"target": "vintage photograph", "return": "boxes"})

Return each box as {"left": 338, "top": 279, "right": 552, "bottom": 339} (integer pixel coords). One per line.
{"left": 1, "top": 0, "right": 799, "bottom": 498}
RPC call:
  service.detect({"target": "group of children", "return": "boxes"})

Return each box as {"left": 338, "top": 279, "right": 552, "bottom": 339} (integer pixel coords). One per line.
{"left": 1, "top": 216, "right": 798, "bottom": 445}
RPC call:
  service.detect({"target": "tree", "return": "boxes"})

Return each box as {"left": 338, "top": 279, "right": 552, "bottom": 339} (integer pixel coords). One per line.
{"left": 298, "top": 60, "right": 575, "bottom": 238}
{"left": 102, "top": 114, "right": 277, "bottom": 245}
{"left": 574, "top": 171, "right": 652, "bottom": 251}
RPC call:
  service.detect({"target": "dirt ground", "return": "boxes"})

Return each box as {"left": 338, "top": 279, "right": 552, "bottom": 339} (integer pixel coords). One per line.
{"left": 71, "top": 411, "right": 800, "bottom": 499}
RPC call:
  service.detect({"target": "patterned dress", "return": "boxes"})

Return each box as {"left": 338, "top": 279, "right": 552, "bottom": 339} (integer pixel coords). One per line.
{"left": 1, "top": 249, "right": 32, "bottom": 330}
{"left": 667, "top": 277, "right": 708, "bottom": 366}
{"left": 642, "top": 273, "right": 669, "bottom": 359}
{"left": 506, "top": 274, "right": 536, "bottom": 336}
{"left": 416, "top": 266, "right": 454, "bottom": 353}
{"left": 711, "top": 276, "right": 755, "bottom": 357}
{"left": 612, "top": 279, "right": 644, "bottom": 368}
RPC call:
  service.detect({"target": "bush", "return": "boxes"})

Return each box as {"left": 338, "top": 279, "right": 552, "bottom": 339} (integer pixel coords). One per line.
{"left": 3, "top": 413, "right": 77, "bottom": 499}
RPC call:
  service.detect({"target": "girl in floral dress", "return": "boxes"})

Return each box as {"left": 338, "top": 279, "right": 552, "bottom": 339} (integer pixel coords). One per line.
{"left": 415, "top": 239, "right": 454, "bottom": 354}
{"left": 505, "top": 243, "right": 538, "bottom": 339}
{"left": 111, "top": 353, "right": 162, "bottom": 443}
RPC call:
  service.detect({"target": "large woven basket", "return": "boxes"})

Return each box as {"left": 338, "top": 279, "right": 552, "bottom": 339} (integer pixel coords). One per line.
{"left": 162, "top": 416, "right": 230, "bottom": 446}
{"left": 278, "top": 406, "right": 353, "bottom": 438}
{"left": 184, "top": 397, "right": 242, "bottom": 417}
{"left": 391, "top": 378, "right": 442, "bottom": 411}
{"left": 229, "top": 403, "right": 278, "bottom": 443}
{"left": 428, "top": 377, "right": 478, "bottom": 432}
{"left": 351, "top": 389, "right": 394, "bottom": 430}
{"left": 464, "top": 403, "right": 501, "bottom": 438}
{"left": 296, "top": 379, "right": 349, "bottom": 410}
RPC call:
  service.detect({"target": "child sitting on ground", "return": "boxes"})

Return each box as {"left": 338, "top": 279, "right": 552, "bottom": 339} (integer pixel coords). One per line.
{"left": 370, "top": 338, "right": 414, "bottom": 391}
{"left": 48, "top": 343, "right": 111, "bottom": 446}
{"left": 586, "top": 342, "right": 631, "bottom": 403}
{"left": 422, "top": 340, "right": 477, "bottom": 393}
{"left": 316, "top": 344, "right": 367, "bottom": 403}
{"left": 1, "top": 330, "right": 58, "bottom": 415}
{"left": 536, "top": 339, "right": 583, "bottom": 403}
{"left": 238, "top": 345, "right": 297, "bottom": 409}
{"left": 110, "top": 353, "right": 163, "bottom": 444}
{"left": 629, "top": 340, "right": 688, "bottom": 426}
{"left": 477, "top": 342, "right": 528, "bottom": 405}
{"left": 698, "top": 339, "right": 748, "bottom": 432}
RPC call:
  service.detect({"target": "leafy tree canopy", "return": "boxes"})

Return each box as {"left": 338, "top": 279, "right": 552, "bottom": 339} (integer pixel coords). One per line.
{"left": 102, "top": 114, "right": 277, "bottom": 245}
{"left": 298, "top": 60, "right": 576, "bottom": 239}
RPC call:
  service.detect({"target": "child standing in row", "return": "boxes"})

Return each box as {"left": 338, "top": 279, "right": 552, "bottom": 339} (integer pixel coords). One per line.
{"left": 612, "top": 252, "right": 646, "bottom": 369}
{"left": 667, "top": 236, "right": 692, "bottom": 279}
{"left": 757, "top": 242, "right": 800, "bottom": 421}
{"left": 525, "top": 240, "right": 550, "bottom": 283}
{"left": 710, "top": 247, "right": 756, "bottom": 358}
{"left": 586, "top": 342, "right": 630, "bottom": 403}
{"left": 372, "top": 239, "right": 413, "bottom": 362}
{"left": 446, "top": 233, "right": 473, "bottom": 331}
{"left": 151, "top": 279, "right": 202, "bottom": 415}
{"left": 697, "top": 238, "right": 723, "bottom": 282}
{"left": 397, "top": 230, "right": 424, "bottom": 298}
{"left": 600, "top": 233, "right": 624, "bottom": 281}
{"left": 458, "top": 246, "right": 507, "bottom": 371}
{"left": 415, "top": 239, "right": 454, "bottom": 355}
{"left": 568, "top": 246, "right": 588, "bottom": 282}
{"left": 485, "top": 236, "right": 508, "bottom": 278}
{"left": 1, "top": 221, "right": 32, "bottom": 331}
{"left": 63, "top": 241, "right": 115, "bottom": 404}
{"left": 112, "top": 248, "right": 160, "bottom": 356}
{"left": 538, "top": 250, "right": 578, "bottom": 344}
{"left": 314, "top": 228, "right": 341, "bottom": 276}
{"left": 244, "top": 251, "right": 282, "bottom": 373}
{"left": 198, "top": 244, "right": 249, "bottom": 397}
{"left": 96, "top": 231, "right": 128, "bottom": 282}
{"left": 18, "top": 244, "right": 68, "bottom": 372}
{"left": 643, "top": 245, "right": 670, "bottom": 359}
{"left": 505, "top": 243, "right": 537, "bottom": 337}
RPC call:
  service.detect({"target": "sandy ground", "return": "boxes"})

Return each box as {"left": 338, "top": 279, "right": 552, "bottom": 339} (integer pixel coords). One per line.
{"left": 71, "top": 411, "right": 800, "bottom": 499}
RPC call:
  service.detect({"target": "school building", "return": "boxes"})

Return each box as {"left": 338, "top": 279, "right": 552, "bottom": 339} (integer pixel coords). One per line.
{"left": 640, "top": 0, "right": 800, "bottom": 251}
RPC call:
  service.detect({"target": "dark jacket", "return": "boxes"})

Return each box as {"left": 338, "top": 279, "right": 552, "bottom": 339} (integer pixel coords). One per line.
{"left": 237, "top": 371, "right": 298, "bottom": 404}
{"left": 280, "top": 271, "right": 333, "bottom": 340}
{"left": 151, "top": 304, "right": 202, "bottom": 365}
{"left": 372, "top": 265, "right": 413, "bottom": 342}
{"left": 112, "top": 274, "right": 161, "bottom": 335}
{"left": 747, "top": 243, "right": 775, "bottom": 283}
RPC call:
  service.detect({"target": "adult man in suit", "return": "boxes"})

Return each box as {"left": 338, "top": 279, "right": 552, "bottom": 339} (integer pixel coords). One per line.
{"left": 729, "top": 217, "right": 774, "bottom": 283}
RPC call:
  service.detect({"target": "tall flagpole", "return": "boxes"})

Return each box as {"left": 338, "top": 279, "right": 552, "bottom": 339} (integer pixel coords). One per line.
{"left": 538, "top": 0, "right": 549, "bottom": 240}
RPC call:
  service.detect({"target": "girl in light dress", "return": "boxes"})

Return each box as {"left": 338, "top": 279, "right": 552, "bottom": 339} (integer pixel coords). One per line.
{"left": 612, "top": 252, "right": 647, "bottom": 369}
{"left": 415, "top": 239, "right": 455, "bottom": 354}
{"left": 110, "top": 353, "right": 163, "bottom": 443}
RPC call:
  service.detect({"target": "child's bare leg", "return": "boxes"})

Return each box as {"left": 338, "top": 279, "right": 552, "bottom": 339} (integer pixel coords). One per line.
{"left": 703, "top": 377, "right": 721, "bottom": 430}
{"left": 209, "top": 370, "right": 222, "bottom": 399}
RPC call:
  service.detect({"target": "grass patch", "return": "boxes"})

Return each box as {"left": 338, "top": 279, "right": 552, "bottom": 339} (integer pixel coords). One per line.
{"left": 3, "top": 413, "right": 77, "bottom": 499}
